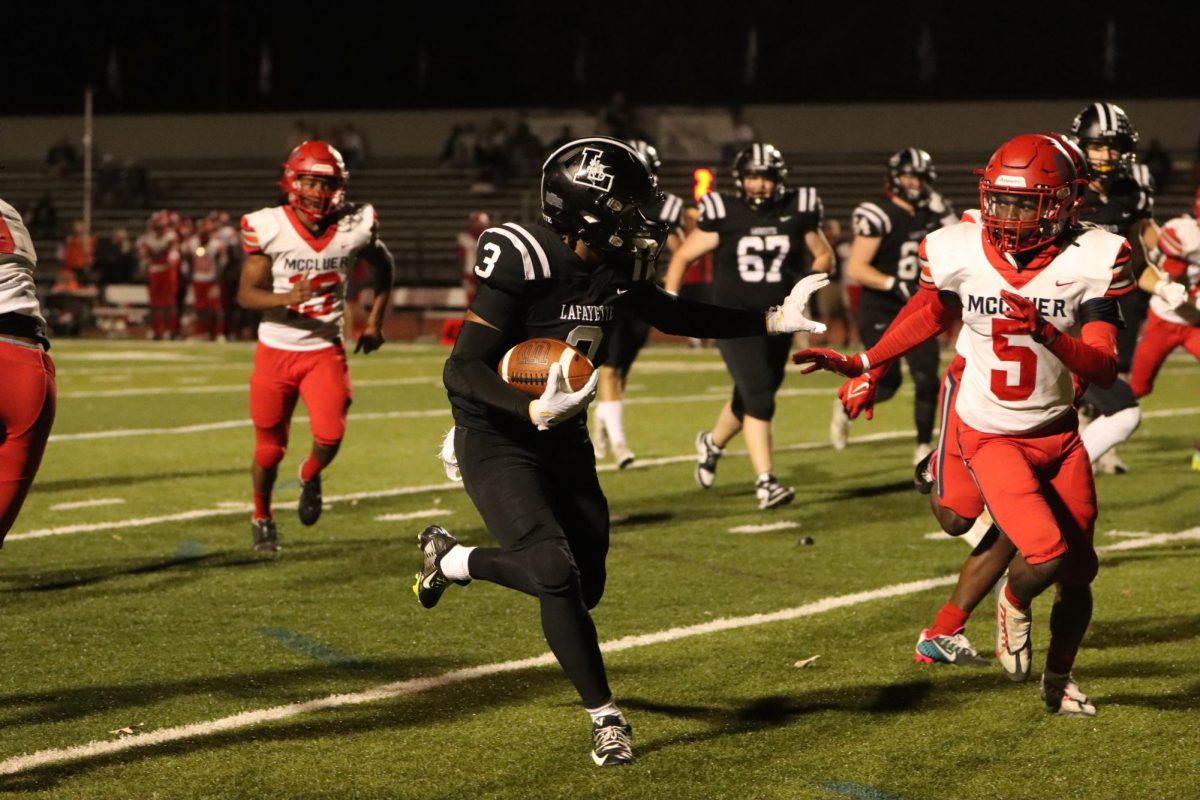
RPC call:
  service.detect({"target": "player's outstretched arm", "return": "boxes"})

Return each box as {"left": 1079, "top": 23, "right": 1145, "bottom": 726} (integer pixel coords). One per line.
{"left": 628, "top": 272, "right": 827, "bottom": 338}
{"left": 355, "top": 240, "right": 395, "bottom": 354}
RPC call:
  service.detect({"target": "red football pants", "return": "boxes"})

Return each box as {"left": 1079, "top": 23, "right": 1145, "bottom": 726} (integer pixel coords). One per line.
{"left": 249, "top": 343, "right": 352, "bottom": 470}
{"left": 957, "top": 415, "right": 1098, "bottom": 586}
{"left": 1129, "top": 309, "right": 1200, "bottom": 398}
{"left": 0, "top": 341, "right": 57, "bottom": 544}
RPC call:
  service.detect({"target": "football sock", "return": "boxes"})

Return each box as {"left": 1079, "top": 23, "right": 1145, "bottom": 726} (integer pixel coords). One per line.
{"left": 1004, "top": 581, "right": 1031, "bottom": 612}
{"left": 595, "top": 401, "right": 624, "bottom": 446}
{"left": 299, "top": 455, "right": 320, "bottom": 483}
{"left": 961, "top": 518, "right": 994, "bottom": 549}
{"left": 439, "top": 544, "right": 475, "bottom": 581}
{"left": 1080, "top": 406, "right": 1140, "bottom": 463}
{"left": 1045, "top": 648, "right": 1077, "bottom": 676}
{"left": 930, "top": 602, "right": 971, "bottom": 637}
{"left": 253, "top": 491, "right": 272, "bottom": 519}
{"left": 586, "top": 700, "right": 625, "bottom": 724}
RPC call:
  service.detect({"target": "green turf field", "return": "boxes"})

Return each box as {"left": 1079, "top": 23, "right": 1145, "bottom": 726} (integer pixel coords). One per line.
{"left": 3, "top": 339, "right": 1198, "bottom": 799}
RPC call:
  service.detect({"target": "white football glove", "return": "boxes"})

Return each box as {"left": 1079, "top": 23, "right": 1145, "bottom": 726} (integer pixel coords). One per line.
{"left": 1154, "top": 278, "right": 1188, "bottom": 310}
{"left": 766, "top": 273, "right": 829, "bottom": 334}
{"left": 439, "top": 426, "right": 462, "bottom": 482}
{"left": 528, "top": 363, "right": 600, "bottom": 431}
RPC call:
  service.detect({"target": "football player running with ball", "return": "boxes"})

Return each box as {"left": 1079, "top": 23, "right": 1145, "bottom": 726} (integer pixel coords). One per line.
{"left": 796, "top": 133, "right": 1134, "bottom": 716}
{"left": 237, "top": 141, "right": 394, "bottom": 553}
{"left": 417, "top": 138, "right": 826, "bottom": 766}
{"left": 664, "top": 143, "right": 833, "bottom": 510}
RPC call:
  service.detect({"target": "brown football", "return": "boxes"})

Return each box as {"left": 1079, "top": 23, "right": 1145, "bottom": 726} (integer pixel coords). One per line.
{"left": 499, "top": 338, "right": 595, "bottom": 396}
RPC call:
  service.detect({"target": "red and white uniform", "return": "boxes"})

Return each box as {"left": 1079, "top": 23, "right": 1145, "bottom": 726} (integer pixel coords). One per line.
{"left": 1130, "top": 214, "right": 1200, "bottom": 397}
{"left": 137, "top": 228, "right": 180, "bottom": 275}
{"left": 241, "top": 203, "right": 378, "bottom": 351}
{"left": 916, "top": 222, "right": 1131, "bottom": 578}
{"left": 184, "top": 233, "right": 228, "bottom": 316}
{"left": 0, "top": 199, "right": 56, "bottom": 543}
{"left": 923, "top": 222, "right": 1130, "bottom": 435}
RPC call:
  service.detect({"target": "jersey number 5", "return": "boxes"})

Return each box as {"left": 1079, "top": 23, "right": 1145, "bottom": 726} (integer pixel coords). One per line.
{"left": 990, "top": 319, "right": 1038, "bottom": 401}
{"left": 737, "top": 235, "right": 790, "bottom": 283}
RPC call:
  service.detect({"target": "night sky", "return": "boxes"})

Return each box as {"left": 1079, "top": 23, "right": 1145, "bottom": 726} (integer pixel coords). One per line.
{"left": 13, "top": 1, "right": 1194, "bottom": 115}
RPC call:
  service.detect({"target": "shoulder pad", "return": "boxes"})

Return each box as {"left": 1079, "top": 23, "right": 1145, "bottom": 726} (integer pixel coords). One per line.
{"left": 656, "top": 193, "right": 685, "bottom": 228}
{"left": 793, "top": 186, "right": 823, "bottom": 219}
{"left": 697, "top": 192, "right": 731, "bottom": 229}
{"left": 241, "top": 208, "right": 281, "bottom": 253}
{"left": 852, "top": 201, "right": 892, "bottom": 237}
{"left": 473, "top": 223, "right": 554, "bottom": 293}
{"left": 0, "top": 198, "right": 37, "bottom": 268}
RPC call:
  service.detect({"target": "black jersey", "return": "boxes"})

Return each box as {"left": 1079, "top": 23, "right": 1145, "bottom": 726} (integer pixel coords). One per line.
{"left": 698, "top": 188, "right": 822, "bottom": 310}
{"left": 1078, "top": 164, "right": 1154, "bottom": 242}
{"left": 451, "top": 221, "right": 656, "bottom": 433}
{"left": 853, "top": 196, "right": 950, "bottom": 311}
{"left": 648, "top": 191, "right": 685, "bottom": 229}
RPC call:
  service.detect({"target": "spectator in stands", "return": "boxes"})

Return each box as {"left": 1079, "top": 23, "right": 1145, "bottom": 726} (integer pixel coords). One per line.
{"left": 287, "top": 119, "right": 316, "bottom": 151}
{"left": 473, "top": 117, "right": 512, "bottom": 192}
{"left": 548, "top": 125, "right": 576, "bottom": 152}
{"left": 339, "top": 123, "right": 367, "bottom": 171}
{"left": 440, "top": 123, "right": 479, "bottom": 169}
{"left": 812, "top": 219, "right": 856, "bottom": 347}
{"left": 27, "top": 193, "right": 58, "bottom": 239}
{"left": 598, "top": 91, "right": 635, "bottom": 140}
{"left": 45, "top": 137, "right": 79, "bottom": 177}
{"left": 94, "top": 227, "right": 138, "bottom": 285}
{"left": 55, "top": 220, "right": 95, "bottom": 290}
{"left": 508, "top": 120, "right": 543, "bottom": 177}
{"left": 721, "top": 107, "right": 757, "bottom": 163}
{"left": 118, "top": 158, "right": 151, "bottom": 207}
{"left": 1141, "top": 138, "right": 1172, "bottom": 193}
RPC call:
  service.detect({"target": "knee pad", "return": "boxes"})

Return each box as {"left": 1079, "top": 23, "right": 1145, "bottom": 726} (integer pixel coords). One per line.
{"left": 525, "top": 540, "right": 579, "bottom": 596}
{"left": 741, "top": 391, "right": 776, "bottom": 421}
{"left": 581, "top": 567, "right": 607, "bottom": 610}
{"left": 254, "top": 426, "right": 288, "bottom": 470}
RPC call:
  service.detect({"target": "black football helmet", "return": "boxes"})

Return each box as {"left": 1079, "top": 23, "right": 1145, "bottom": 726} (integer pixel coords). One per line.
{"left": 626, "top": 139, "right": 662, "bottom": 175}
{"left": 1069, "top": 102, "right": 1139, "bottom": 182}
{"left": 541, "top": 137, "right": 664, "bottom": 253}
{"left": 887, "top": 148, "right": 937, "bottom": 204}
{"left": 733, "top": 143, "right": 788, "bottom": 211}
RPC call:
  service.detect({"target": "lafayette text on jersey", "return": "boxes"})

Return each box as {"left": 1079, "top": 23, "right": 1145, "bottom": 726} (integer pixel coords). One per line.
{"left": 241, "top": 203, "right": 378, "bottom": 351}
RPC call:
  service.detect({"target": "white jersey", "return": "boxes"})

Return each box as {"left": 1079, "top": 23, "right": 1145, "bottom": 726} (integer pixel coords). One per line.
{"left": 241, "top": 203, "right": 377, "bottom": 351}
{"left": 0, "top": 198, "right": 45, "bottom": 327}
{"left": 921, "top": 222, "right": 1130, "bottom": 435}
{"left": 1154, "top": 214, "right": 1200, "bottom": 325}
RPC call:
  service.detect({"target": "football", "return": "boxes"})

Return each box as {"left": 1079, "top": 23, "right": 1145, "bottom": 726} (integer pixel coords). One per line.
{"left": 499, "top": 338, "right": 595, "bottom": 396}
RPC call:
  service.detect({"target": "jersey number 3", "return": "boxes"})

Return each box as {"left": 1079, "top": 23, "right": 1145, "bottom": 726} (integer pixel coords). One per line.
{"left": 990, "top": 319, "right": 1038, "bottom": 401}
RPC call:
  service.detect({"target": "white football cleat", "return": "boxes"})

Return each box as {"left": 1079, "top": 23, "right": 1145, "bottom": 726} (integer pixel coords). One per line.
{"left": 1041, "top": 670, "right": 1096, "bottom": 717}
{"left": 829, "top": 398, "right": 850, "bottom": 451}
{"left": 1097, "top": 447, "right": 1128, "bottom": 475}
{"left": 440, "top": 427, "right": 462, "bottom": 482}
{"left": 612, "top": 442, "right": 635, "bottom": 470}
{"left": 995, "top": 578, "right": 1033, "bottom": 682}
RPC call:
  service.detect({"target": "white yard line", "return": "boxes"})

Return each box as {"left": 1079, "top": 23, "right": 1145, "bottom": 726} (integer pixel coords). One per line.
{"left": 48, "top": 498, "right": 126, "bottom": 512}
{"left": 729, "top": 521, "right": 801, "bottom": 534}
{"left": 59, "top": 377, "right": 440, "bottom": 399}
{"left": 373, "top": 508, "right": 452, "bottom": 522}
{"left": 2, "top": 528, "right": 1195, "bottom": 777}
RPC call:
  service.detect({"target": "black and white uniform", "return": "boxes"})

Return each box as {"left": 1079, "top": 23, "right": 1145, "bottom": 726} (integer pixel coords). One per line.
{"left": 698, "top": 187, "right": 822, "bottom": 421}
{"left": 852, "top": 196, "right": 954, "bottom": 443}
{"left": 443, "top": 221, "right": 766, "bottom": 708}
{"left": 1078, "top": 167, "right": 1154, "bottom": 413}
{"left": 602, "top": 191, "right": 685, "bottom": 373}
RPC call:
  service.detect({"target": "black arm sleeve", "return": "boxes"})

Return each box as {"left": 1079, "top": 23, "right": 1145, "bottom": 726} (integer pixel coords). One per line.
{"left": 1079, "top": 296, "right": 1125, "bottom": 328}
{"left": 442, "top": 319, "right": 532, "bottom": 423}
{"left": 624, "top": 286, "right": 767, "bottom": 338}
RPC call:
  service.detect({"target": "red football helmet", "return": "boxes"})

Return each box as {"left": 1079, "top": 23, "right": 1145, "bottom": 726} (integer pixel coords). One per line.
{"left": 280, "top": 140, "right": 348, "bottom": 223}
{"left": 978, "top": 133, "right": 1085, "bottom": 254}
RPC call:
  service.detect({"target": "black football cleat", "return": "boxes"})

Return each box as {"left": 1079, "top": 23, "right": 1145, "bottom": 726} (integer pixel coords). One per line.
{"left": 913, "top": 449, "right": 935, "bottom": 495}
{"left": 413, "top": 525, "right": 468, "bottom": 609}
{"left": 590, "top": 716, "right": 634, "bottom": 766}
{"left": 298, "top": 472, "right": 322, "bottom": 526}
{"left": 251, "top": 517, "right": 281, "bottom": 553}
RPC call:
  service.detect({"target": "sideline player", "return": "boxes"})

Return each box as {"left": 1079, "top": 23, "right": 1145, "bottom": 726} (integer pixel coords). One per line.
{"left": 832, "top": 149, "right": 958, "bottom": 463}
{"left": 591, "top": 139, "right": 686, "bottom": 469}
{"left": 796, "top": 133, "right": 1134, "bottom": 716}
{"left": 0, "top": 199, "right": 57, "bottom": 545}
{"left": 664, "top": 143, "right": 833, "bottom": 509}
{"left": 137, "top": 211, "right": 181, "bottom": 340}
{"left": 237, "top": 141, "right": 394, "bottom": 552}
{"left": 416, "top": 137, "right": 827, "bottom": 765}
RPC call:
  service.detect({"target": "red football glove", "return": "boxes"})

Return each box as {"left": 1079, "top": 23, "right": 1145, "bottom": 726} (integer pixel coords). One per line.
{"left": 838, "top": 374, "right": 877, "bottom": 420}
{"left": 792, "top": 348, "right": 866, "bottom": 377}
{"left": 999, "top": 289, "right": 1057, "bottom": 345}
